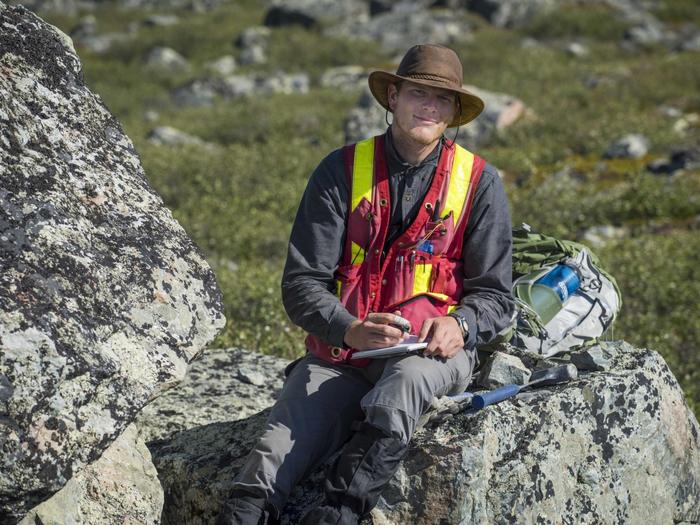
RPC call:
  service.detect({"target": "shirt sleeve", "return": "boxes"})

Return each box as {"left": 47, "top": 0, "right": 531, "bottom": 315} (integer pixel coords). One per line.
{"left": 450, "top": 163, "right": 516, "bottom": 351}
{"left": 281, "top": 149, "right": 358, "bottom": 348}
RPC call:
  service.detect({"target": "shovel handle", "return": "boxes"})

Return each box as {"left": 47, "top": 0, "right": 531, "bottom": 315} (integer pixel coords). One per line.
{"left": 473, "top": 384, "right": 520, "bottom": 409}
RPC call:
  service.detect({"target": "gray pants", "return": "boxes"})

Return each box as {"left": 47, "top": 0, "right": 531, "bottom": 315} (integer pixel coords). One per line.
{"left": 232, "top": 349, "right": 477, "bottom": 512}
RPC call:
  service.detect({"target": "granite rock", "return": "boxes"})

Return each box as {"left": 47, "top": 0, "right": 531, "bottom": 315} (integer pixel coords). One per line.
{"left": 136, "top": 348, "right": 286, "bottom": 443}
{"left": 149, "top": 342, "right": 700, "bottom": 524}
{"left": 18, "top": 424, "right": 163, "bottom": 525}
{"left": 0, "top": 5, "right": 225, "bottom": 520}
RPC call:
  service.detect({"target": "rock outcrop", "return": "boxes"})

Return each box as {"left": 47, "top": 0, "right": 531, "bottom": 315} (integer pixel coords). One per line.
{"left": 150, "top": 342, "right": 700, "bottom": 524}
{"left": 0, "top": 4, "right": 225, "bottom": 522}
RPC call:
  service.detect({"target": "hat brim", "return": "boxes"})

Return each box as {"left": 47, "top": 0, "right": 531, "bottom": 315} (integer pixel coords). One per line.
{"left": 368, "top": 70, "right": 484, "bottom": 128}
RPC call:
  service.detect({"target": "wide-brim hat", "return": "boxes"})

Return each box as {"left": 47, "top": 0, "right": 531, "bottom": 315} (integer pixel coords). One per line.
{"left": 368, "top": 43, "right": 484, "bottom": 128}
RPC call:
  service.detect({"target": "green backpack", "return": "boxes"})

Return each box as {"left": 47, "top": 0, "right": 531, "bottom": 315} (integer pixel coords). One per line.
{"left": 506, "top": 223, "right": 622, "bottom": 357}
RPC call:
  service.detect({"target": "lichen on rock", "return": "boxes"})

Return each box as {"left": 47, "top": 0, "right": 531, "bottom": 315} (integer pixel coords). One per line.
{"left": 0, "top": 4, "right": 225, "bottom": 521}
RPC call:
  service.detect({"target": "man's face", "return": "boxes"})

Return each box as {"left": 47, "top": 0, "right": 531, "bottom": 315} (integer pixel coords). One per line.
{"left": 387, "top": 80, "right": 457, "bottom": 147}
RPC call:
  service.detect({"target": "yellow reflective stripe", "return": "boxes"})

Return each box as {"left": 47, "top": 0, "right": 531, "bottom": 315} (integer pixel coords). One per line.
{"left": 447, "top": 304, "right": 457, "bottom": 313}
{"left": 351, "top": 241, "right": 365, "bottom": 264}
{"left": 351, "top": 138, "right": 374, "bottom": 211}
{"left": 443, "top": 145, "right": 474, "bottom": 228}
{"left": 336, "top": 280, "right": 342, "bottom": 298}
{"left": 412, "top": 263, "right": 433, "bottom": 295}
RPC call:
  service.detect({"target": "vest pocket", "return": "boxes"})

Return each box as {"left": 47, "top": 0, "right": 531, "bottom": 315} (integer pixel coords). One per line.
{"left": 335, "top": 263, "right": 364, "bottom": 313}
{"left": 421, "top": 211, "right": 455, "bottom": 256}
{"left": 347, "top": 196, "right": 373, "bottom": 264}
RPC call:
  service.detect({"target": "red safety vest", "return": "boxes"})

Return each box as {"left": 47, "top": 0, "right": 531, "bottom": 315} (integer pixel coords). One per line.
{"left": 305, "top": 134, "right": 485, "bottom": 366}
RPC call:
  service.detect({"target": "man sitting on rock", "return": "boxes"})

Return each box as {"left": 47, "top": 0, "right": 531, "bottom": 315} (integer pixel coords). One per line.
{"left": 216, "top": 43, "right": 515, "bottom": 525}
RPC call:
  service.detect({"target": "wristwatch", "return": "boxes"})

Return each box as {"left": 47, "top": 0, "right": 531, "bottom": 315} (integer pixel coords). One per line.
{"left": 448, "top": 312, "right": 469, "bottom": 342}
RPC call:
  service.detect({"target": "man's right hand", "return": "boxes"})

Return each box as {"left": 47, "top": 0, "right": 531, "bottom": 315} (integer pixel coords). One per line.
{"left": 343, "top": 312, "right": 408, "bottom": 350}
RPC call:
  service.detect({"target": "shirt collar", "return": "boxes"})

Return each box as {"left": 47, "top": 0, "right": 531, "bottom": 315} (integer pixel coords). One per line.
{"left": 385, "top": 127, "right": 442, "bottom": 175}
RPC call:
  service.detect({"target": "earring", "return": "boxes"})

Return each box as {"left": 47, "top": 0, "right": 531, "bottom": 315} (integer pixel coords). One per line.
{"left": 385, "top": 109, "right": 393, "bottom": 126}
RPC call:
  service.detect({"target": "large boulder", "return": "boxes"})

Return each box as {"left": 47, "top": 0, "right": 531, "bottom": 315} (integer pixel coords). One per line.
{"left": 150, "top": 342, "right": 700, "bottom": 524}
{"left": 0, "top": 4, "right": 225, "bottom": 522}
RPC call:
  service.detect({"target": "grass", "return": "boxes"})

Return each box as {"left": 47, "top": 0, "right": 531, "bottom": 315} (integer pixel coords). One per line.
{"left": 37, "top": 1, "right": 700, "bottom": 415}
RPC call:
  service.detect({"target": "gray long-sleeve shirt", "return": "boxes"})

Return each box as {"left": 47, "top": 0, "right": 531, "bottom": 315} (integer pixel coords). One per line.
{"left": 282, "top": 130, "right": 515, "bottom": 351}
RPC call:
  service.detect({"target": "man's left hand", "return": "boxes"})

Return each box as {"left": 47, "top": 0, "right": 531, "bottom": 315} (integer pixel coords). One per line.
{"left": 417, "top": 316, "right": 464, "bottom": 359}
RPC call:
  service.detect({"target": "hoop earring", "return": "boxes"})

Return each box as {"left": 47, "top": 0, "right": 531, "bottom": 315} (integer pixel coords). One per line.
{"left": 385, "top": 109, "right": 393, "bottom": 126}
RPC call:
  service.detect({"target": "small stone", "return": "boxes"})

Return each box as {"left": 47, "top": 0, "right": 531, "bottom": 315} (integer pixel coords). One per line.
{"left": 478, "top": 351, "right": 531, "bottom": 389}
{"left": 580, "top": 225, "right": 627, "bottom": 245}
{"left": 603, "top": 134, "right": 649, "bottom": 159}
{"left": 565, "top": 42, "right": 589, "bottom": 57}
{"left": 204, "top": 55, "right": 237, "bottom": 76}
{"left": 235, "top": 26, "right": 271, "bottom": 65}
{"left": 147, "top": 126, "right": 209, "bottom": 147}
{"left": 571, "top": 346, "right": 613, "bottom": 371}
{"left": 236, "top": 367, "right": 267, "bottom": 387}
{"left": 142, "top": 14, "right": 180, "bottom": 27}
{"left": 260, "top": 72, "right": 310, "bottom": 95}
{"left": 320, "top": 65, "right": 366, "bottom": 91}
{"left": 144, "top": 46, "right": 190, "bottom": 73}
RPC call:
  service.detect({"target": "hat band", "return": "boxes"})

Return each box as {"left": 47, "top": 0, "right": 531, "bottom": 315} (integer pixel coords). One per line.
{"left": 402, "top": 72, "right": 459, "bottom": 88}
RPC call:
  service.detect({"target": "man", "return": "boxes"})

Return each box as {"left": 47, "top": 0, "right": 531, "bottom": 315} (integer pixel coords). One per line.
{"left": 216, "top": 43, "right": 514, "bottom": 525}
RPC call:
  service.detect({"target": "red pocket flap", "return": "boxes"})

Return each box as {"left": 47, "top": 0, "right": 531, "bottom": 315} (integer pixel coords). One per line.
{"left": 347, "top": 196, "right": 373, "bottom": 251}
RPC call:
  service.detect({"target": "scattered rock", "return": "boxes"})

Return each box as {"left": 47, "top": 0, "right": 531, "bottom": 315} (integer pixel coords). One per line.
{"left": 136, "top": 348, "right": 286, "bottom": 442}
{"left": 75, "top": 32, "right": 132, "bottom": 54}
{"left": 647, "top": 145, "right": 700, "bottom": 175}
{"left": 580, "top": 225, "right": 628, "bottom": 245}
{"left": 330, "top": 6, "right": 473, "bottom": 53}
{"left": 673, "top": 112, "right": 699, "bottom": 136}
{"left": 142, "top": 14, "right": 180, "bottom": 27}
{"left": 19, "top": 424, "right": 163, "bottom": 525}
{"left": 570, "top": 345, "right": 614, "bottom": 371}
{"left": 0, "top": 5, "right": 225, "bottom": 520}
{"left": 463, "top": 0, "right": 556, "bottom": 28}
{"left": 603, "top": 133, "right": 649, "bottom": 159}
{"left": 68, "top": 14, "right": 97, "bottom": 40}
{"left": 454, "top": 84, "right": 526, "bottom": 149}
{"left": 171, "top": 78, "right": 221, "bottom": 107}
{"left": 149, "top": 342, "right": 700, "bottom": 524}
{"left": 143, "top": 109, "right": 160, "bottom": 122}
{"left": 235, "top": 26, "right": 271, "bottom": 66}
{"left": 219, "top": 74, "right": 258, "bottom": 97}
{"left": 678, "top": 29, "right": 700, "bottom": 52}
{"left": 622, "top": 18, "right": 670, "bottom": 49}
{"left": 320, "top": 65, "right": 367, "bottom": 91}
{"left": 263, "top": 0, "right": 369, "bottom": 29}
{"left": 144, "top": 46, "right": 190, "bottom": 73}
{"left": 205, "top": 55, "right": 237, "bottom": 76}
{"left": 477, "top": 351, "right": 531, "bottom": 388}
{"left": 344, "top": 86, "right": 387, "bottom": 144}
{"left": 565, "top": 41, "right": 589, "bottom": 57}
{"left": 260, "top": 71, "right": 310, "bottom": 95}
{"left": 147, "top": 126, "right": 211, "bottom": 147}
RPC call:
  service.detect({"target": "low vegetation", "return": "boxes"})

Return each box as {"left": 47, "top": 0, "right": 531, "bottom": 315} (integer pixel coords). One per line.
{"left": 41, "top": 0, "right": 700, "bottom": 413}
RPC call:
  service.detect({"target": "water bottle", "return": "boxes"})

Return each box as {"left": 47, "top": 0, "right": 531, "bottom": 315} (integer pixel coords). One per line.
{"left": 520, "top": 264, "right": 581, "bottom": 325}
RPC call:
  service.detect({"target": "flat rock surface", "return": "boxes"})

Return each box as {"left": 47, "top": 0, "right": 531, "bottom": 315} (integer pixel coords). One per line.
{"left": 136, "top": 348, "right": 287, "bottom": 443}
{"left": 150, "top": 342, "right": 700, "bottom": 525}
